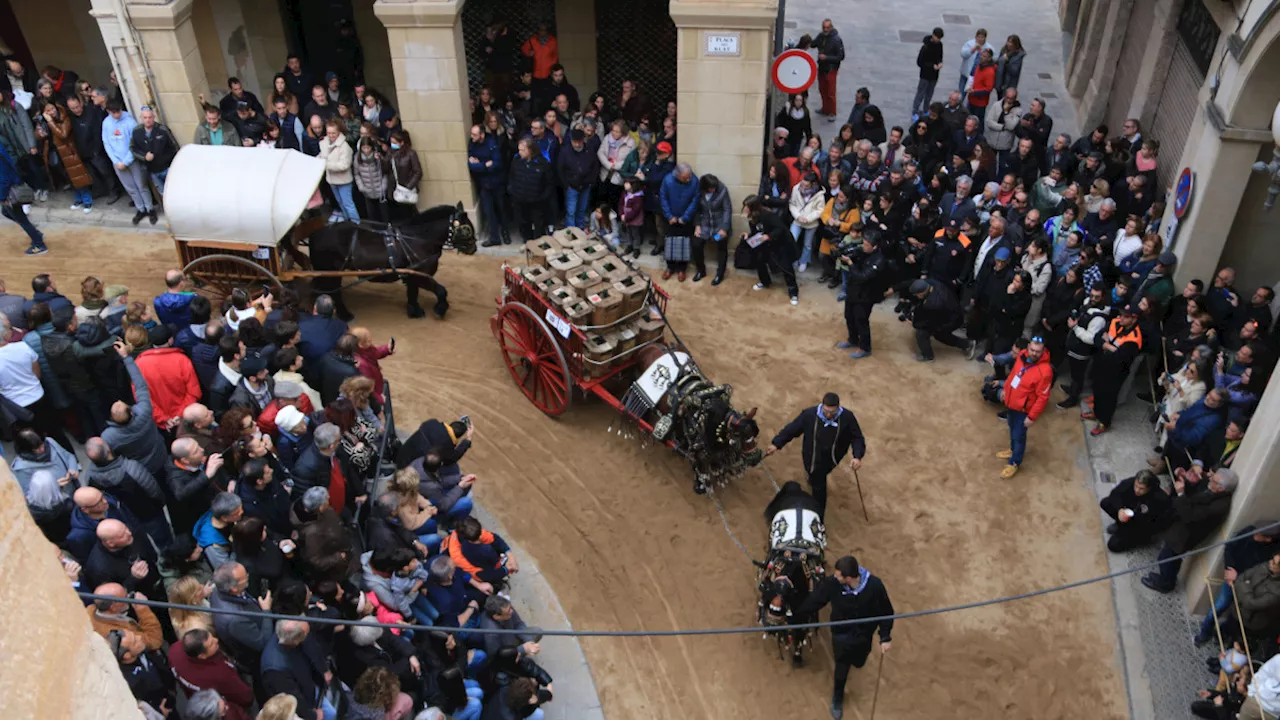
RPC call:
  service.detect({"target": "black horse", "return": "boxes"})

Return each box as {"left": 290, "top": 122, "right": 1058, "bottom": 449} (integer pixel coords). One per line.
{"left": 758, "top": 481, "right": 826, "bottom": 666}
{"left": 304, "top": 203, "right": 476, "bottom": 320}
{"left": 633, "top": 345, "right": 764, "bottom": 493}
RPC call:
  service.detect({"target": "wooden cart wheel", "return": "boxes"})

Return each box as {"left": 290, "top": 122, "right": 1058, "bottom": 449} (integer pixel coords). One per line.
{"left": 183, "top": 254, "right": 283, "bottom": 305}
{"left": 496, "top": 302, "right": 572, "bottom": 416}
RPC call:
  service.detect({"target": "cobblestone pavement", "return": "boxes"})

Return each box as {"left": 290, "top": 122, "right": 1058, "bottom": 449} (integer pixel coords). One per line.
{"left": 784, "top": 0, "right": 1079, "bottom": 140}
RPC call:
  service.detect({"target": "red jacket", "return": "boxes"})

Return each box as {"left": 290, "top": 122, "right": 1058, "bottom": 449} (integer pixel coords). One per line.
{"left": 1002, "top": 349, "right": 1053, "bottom": 421}
{"left": 166, "top": 645, "right": 253, "bottom": 720}
{"left": 969, "top": 64, "right": 997, "bottom": 108}
{"left": 257, "top": 395, "right": 315, "bottom": 436}
{"left": 354, "top": 344, "right": 391, "bottom": 404}
{"left": 134, "top": 347, "right": 201, "bottom": 427}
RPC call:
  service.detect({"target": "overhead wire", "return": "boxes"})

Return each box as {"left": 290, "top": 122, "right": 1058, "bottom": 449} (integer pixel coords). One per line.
{"left": 79, "top": 515, "right": 1274, "bottom": 638}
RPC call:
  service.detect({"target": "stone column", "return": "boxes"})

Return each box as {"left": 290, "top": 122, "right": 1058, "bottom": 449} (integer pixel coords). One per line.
{"left": 122, "top": 0, "right": 210, "bottom": 144}
{"left": 1074, "top": 0, "right": 1134, "bottom": 131}
{"left": 373, "top": 0, "right": 474, "bottom": 210}
{"left": 1066, "top": 0, "right": 1106, "bottom": 99}
{"left": 0, "top": 460, "right": 142, "bottom": 719}
{"left": 555, "top": 0, "right": 598, "bottom": 93}
{"left": 1164, "top": 104, "right": 1266, "bottom": 287}
{"left": 669, "top": 0, "right": 776, "bottom": 234}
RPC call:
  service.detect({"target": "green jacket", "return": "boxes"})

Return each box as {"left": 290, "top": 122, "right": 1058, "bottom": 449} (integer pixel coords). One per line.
{"left": 192, "top": 121, "right": 242, "bottom": 147}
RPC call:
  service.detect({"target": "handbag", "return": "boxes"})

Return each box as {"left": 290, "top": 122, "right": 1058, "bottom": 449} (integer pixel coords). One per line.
{"left": 6, "top": 183, "right": 35, "bottom": 205}
{"left": 734, "top": 238, "right": 757, "bottom": 270}
{"left": 390, "top": 155, "right": 418, "bottom": 205}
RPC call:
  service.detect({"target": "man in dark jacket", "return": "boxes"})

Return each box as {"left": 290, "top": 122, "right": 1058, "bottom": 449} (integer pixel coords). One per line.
{"left": 318, "top": 333, "right": 360, "bottom": 407}
{"left": 165, "top": 437, "right": 226, "bottom": 536}
{"left": 66, "top": 486, "right": 141, "bottom": 561}
{"left": 66, "top": 94, "right": 122, "bottom": 201}
{"left": 911, "top": 28, "right": 945, "bottom": 118}
{"left": 217, "top": 77, "right": 265, "bottom": 121}
{"left": 84, "top": 518, "right": 164, "bottom": 599}
{"left": 228, "top": 351, "right": 275, "bottom": 414}
{"left": 766, "top": 392, "right": 866, "bottom": 517}
{"left": 1142, "top": 468, "right": 1238, "bottom": 593}
{"left": 508, "top": 136, "right": 554, "bottom": 241}
{"left": 839, "top": 231, "right": 886, "bottom": 358}
{"left": 1002, "top": 137, "right": 1041, "bottom": 189}
{"left": 396, "top": 417, "right": 472, "bottom": 473}
{"left": 101, "top": 353, "right": 169, "bottom": 480}
{"left": 1196, "top": 523, "right": 1280, "bottom": 644}
{"left": 556, "top": 128, "right": 599, "bottom": 231}
{"left": 191, "top": 322, "right": 223, "bottom": 398}
{"left": 83, "top": 437, "right": 171, "bottom": 549}
{"left": 468, "top": 124, "right": 510, "bottom": 246}
{"left": 236, "top": 458, "right": 293, "bottom": 538}
{"left": 296, "top": 295, "right": 348, "bottom": 386}
{"left": 963, "top": 246, "right": 1014, "bottom": 357}
{"left": 270, "top": 97, "right": 304, "bottom": 152}
{"left": 210, "top": 561, "right": 274, "bottom": 674}
{"left": 260, "top": 619, "right": 327, "bottom": 720}
{"left": 334, "top": 623, "right": 419, "bottom": 692}
{"left": 1100, "top": 470, "right": 1172, "bottom": 553}
{"left": 813, "top": 19, "right": 846, "bottom": 117}
{"left": 795, "top": 555, "right": 894, "bottom": 719}
{"left": 25, "top": 274, "right": 74, "bottom": 325}
{"left": 1087, "top": 304, "right": 1144, "bottom": 435}
{"left": 909, "top": 277, "right": 967, "bottom": 361}
{"left": 291, "top": 422, "right": 363, "bottom": 518}
{"left": 534, "top": 64, "right": 579, "bottom": 114}
{"left": 281, "top": 56, "right": 315, "bottom": 104}
{"left": 130, "top": 107, "right": 179, "bottom": 192}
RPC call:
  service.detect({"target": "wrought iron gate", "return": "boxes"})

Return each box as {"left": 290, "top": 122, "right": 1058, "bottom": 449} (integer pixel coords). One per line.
{"left": 461, "top": 0, "right": 557, "bottom": 98}
{"left": 594, "top": 0, "right": 677, "bottom": 119}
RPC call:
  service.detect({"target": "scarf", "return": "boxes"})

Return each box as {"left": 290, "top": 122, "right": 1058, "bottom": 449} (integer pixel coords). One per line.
{"left": 789, "top": 107, "right": 806, "bottom": 121}
{"left": 81, "top": 298, "right": 107, "bottom": 311}
{"left": 818, "top": 406, "right": 843, "bottom": 428}
{"left": 23, "top": 444, "right": 53, "bottom": 463}
{"left": 840, "top": 566, "right": 872, "bottom": 595}
{"left": 606, "top": 134, "right": 625, "bottom": 162}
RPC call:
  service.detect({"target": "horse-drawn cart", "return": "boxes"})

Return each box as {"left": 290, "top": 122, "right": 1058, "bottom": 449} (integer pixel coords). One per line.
{"left": 164, "top": 145, "right": 475, "bottom": 315}
{"left": 491, "top": 229, "right": 763, "bottom": 492}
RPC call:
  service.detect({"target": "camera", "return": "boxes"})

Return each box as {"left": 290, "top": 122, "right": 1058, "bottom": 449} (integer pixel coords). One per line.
{"left": 894, "top": 295, "right": 918, "bottom": 323}
{"left": 980, "top": 377, "right": 1003, "bottom": 404}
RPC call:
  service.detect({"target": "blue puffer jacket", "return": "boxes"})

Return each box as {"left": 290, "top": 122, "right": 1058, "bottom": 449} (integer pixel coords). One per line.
{"left": 467, "top": 134, "right": 506, "bottom": 190}
{"left": 1169, "top": 397, "right": 1225, "bottom": 449}
{"left": 153, "top": 291, "right": 195, "bottom": 328}
{"left": 660, "top": 172, "right": 699, "bottom": 224}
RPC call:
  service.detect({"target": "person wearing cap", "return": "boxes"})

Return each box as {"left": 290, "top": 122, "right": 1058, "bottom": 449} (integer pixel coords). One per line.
{"left": 925, "top": 217, "right": 970, "bottom": 291}
{"left": 771, "top": 126, "right": 794, "bottom": 161}
{"left": 639, "top": 140, "right": 677, "bottom": 254}
{"left": 133, "top": 325, "right": 201, "bottom": 432}
{"left": 983, "top": 334, "right": 1052, "bottom": 478}
{"left": 228, "top": 350, "right": 276, "bottom": 416}
{"left": 556, "top": 126, "right": 599, "bottom": 230}
{"left": 1143, "top": 468, "right": 1238, "bottom": 593}
{"left": 1099, "top": 470, "right": 1173, "bottom": 552}
{"left": 1083, "top": 302, "right": 1144, "bottom": 435}
{"left": 909, "top": 277, "right": 967, "bottom": 362}
{"left": 765, "top": 392, "right": 866, "bottom": 517}
{"left": 962, "top": 244, "right": 1014, "bottom": 359}
{"left": 1132, "top": 251, "right": 1178, "bottom": 311}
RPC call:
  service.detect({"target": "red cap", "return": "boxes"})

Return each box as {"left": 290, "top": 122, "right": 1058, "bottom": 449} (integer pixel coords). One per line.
{"left": 657, "top": 141, "right": 673, "bottom": 155}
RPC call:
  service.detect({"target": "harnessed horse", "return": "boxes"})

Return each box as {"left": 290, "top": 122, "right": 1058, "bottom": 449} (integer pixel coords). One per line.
{"left": 300, "top": 203, "right": 477, "bottom": 319}
{"left": 630, "top": 345, "right": 763, "bottom": 493}
{"left": 758, "top": 481, "right": 827, "bottom": 666}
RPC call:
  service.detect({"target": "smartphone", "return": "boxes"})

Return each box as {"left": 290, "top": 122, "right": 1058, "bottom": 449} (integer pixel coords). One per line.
{"left": 389, "top": 337, "right": 396, "bottom": 352}
{"left": 460, "top": 414, "right": 471, "bottom": 427}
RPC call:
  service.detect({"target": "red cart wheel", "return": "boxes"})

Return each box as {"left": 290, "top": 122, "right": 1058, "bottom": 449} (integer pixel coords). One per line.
{"left": 496, "top": 302, "right": 572, "bottom": 416}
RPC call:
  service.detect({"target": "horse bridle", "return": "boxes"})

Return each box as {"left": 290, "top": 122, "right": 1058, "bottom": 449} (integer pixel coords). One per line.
{"left": 446, "top": 206, "right": 475, "bottom": 252}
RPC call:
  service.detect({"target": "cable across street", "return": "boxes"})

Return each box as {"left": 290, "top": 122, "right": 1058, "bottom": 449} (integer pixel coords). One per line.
{"left": 79, "top": 517, "right": 1276, "bottom": 638}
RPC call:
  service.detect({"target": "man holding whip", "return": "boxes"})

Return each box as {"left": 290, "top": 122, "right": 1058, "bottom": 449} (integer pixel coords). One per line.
{"left": 795, "top": 555, "right": 894, "bottom": 719}
{"left": 765, "top": 392, "right": 866, "bottom": 519}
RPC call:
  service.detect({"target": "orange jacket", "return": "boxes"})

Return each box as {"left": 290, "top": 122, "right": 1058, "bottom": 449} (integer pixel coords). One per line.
{"left": 440, "top": 529, "right": 494, "bottom": 577}
{"left": 521, "top": 35, "right": 559, "bottom": 79}
{"left": 1002, "top": 348, "right": 1054, "bottom": 421}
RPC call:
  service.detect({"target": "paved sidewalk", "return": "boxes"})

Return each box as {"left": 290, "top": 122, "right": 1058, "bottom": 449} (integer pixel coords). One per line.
{"left": 784, "top": 0, "right": 1079, "bottom": 140}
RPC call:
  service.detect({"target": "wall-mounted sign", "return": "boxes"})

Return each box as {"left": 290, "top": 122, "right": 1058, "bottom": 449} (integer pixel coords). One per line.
{"left": 705, "top": 32, "right": 741, "bottom": 57}
{"left": 771, "top": 49, "right": 818, "bottom": 94}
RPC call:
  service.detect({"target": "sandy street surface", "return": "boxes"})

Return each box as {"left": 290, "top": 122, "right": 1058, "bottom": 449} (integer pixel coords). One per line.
{"left": 3, "top": 225, "right": 1127, "bottom": 718}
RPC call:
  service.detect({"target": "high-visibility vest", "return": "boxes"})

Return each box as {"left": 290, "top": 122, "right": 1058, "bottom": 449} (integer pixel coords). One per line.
{"left": 1108, "top": 317, "right": 1142, "bottom": 350}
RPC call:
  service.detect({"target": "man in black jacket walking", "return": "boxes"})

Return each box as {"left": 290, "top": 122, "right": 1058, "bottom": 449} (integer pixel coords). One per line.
{"left": 837, "top": 230, "right": 886, "bottom": 358}
{"left": 795, "top": 555, "right": 893, "bottom": 719}
{"left": 911, "top": 28, "right": 945, "bottom": 118}
{"left": 766, "top": 392, "right": 866, "bottom": 517}
{"left": 909, "top": 277, "right": 967, "bottom": 362}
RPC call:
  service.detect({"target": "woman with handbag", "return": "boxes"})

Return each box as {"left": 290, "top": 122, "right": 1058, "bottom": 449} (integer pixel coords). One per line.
{"left": 386, "top": 130, "right": 421, "bottom": 221}
{"left": 0, "top": 143, "right": 46, "bottom": 254}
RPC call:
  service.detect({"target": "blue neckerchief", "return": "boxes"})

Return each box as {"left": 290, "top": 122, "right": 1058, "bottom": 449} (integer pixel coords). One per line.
{"left": 818, "top": 405, "right": 843, "bottom": 428}
{"left": 839, "top": 566, "right": 872, "bottom": 595}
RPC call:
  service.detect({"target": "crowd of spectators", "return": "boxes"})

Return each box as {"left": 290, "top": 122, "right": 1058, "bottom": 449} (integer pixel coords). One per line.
{"left": 2, "top": 268, "right": 554, "bottom": 720}
{"left": 1, "top": 53, "right": 425, "bottom": 252}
